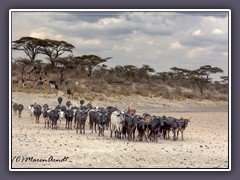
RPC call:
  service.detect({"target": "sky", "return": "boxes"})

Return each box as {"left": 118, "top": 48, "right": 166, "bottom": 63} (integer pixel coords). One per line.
{"left": 11, "top": 10, "right": 229, "bottom": 81}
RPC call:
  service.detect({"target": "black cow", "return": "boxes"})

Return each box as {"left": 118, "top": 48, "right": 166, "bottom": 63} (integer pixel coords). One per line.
{"left": 96, "top": 110, "right": 108, "bottom": 136}
{"left": 13, "top": 103, "right": 18, "bottom": 116}
{"left": 89, "top": 111, "right": 98, "bottom": 133}
{"left": 65, "top": 109, "right": 74, "bottom": 129}
{"left": 43, "top": 108, "right": 51, "bottom": 128}
{"left": 148, "top": 116, "right": 164, "bottom": 142}
{"left": 161, "top": 116, "right": 179, "bottom": 140}
{"left": 124, "top": 114, "right": 138, "bottom": 141}
{"left": 135, "top": 116, "right": 147, "bottom": 141}
{"left": 33, "top": 105, "right": 42, "bottom": 123}
{"left": 17, "top": 104, "right": 24, "bottom": 118}
{"left": 42, "top": 104, "right": 49, "bottom": 110}
{"left": 66, "top": 101, "right": 72, "bottom": 109}
{"left": 48, "top": 109, "right": 59, "bottom": 129}
{"left": 49, "top": 80, "right": 59, "bottom": 90}
{"left": 58, "top": 97, "right": 63, "bottom": 105}
{"left": 75, "top": 108, "right": 88, "bottom": 134}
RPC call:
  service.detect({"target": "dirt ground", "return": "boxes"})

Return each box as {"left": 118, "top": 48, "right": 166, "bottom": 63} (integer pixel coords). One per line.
{"left": 11, "top": 92, "right": 229, "bottom": 169}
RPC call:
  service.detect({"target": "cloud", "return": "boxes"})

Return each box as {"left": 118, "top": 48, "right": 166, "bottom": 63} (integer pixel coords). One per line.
{"left": 112, "top": 44, "right": 135, "bottom": 53}
{"left": 187, "top": 47, "right": 211, "bottom": 59}
{"left": 169, "top": 42, "right": 184, "bottom": 49}
{"left": 11, "top": 10, "right": 229, "bottom": 79}
{"left": 212, "top": 29, "right": 224, "bottom": 35}
{"left": 192, "top": 29, "right": 202, "bottom": 36}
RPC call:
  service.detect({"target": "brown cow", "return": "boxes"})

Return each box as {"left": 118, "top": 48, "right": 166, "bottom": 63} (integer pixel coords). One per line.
{"left": 67, "top": 88, "right": 74, "bottom": 99}
{"left": 125, "top": 107, "right": 136, "bottom": 116}
{"left": 12, "top": 79, "right": 19, "bottom": 86}
{"left": 141, "top": 113, "right": 151, "bottom": 141}
{"left": 177, "top": 117, "right": 191, "bottom": 140}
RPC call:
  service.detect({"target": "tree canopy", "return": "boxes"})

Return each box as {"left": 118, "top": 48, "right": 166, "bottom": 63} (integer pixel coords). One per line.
{"left": 12, "top": 37, "right": 43, "bottom": 61}
{"left": 74, "top": 55, "right": 112, "bottom": 78}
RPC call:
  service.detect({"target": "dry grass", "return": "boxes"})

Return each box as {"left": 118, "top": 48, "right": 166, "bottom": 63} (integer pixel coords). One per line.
{"left": 12, "top": 78, "right": 228, "bottom": 102}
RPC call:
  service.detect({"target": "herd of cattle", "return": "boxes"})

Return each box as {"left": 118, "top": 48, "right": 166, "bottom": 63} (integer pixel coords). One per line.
{"left": 12, "top": 98, "right": 190, "bottom": 142}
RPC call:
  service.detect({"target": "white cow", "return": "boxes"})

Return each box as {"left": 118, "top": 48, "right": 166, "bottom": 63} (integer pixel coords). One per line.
{"left": 110, "top": 110, "right": 125, "bottom": 139}
{"left": 28, "top": 105, "right": 35, "bottom": 120}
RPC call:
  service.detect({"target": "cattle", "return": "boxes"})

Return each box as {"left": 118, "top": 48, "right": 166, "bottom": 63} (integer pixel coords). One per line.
{"left": 17, "top": 104, "right": 24, "bottom": 118}
{"left": 177, "top": 117, "right": 190, "bottom": 140}
{"left": 66, "top": 101, "right": 72, "bottom": 109}
{"left": 125, "top": 107, "right": 136, "bottom": 116}
{"left": 58, "top": 97, "right": 63, "bottom": 105}
{"left": 42, "top": 104, "right": 49, "bottom": 110}
{"left": 49, "top": 80, "right": 59, "bottom": 90}
{"left": 42, "top": 79, "right": 49, "bottom": 88}
{"left": 67, "top": 88, "right": 74, "bottom": 99}
{"left": 89, "top": 109, "right": 108, "bottom": 136}
{"left": 12, "top": 103, "right": 24, "bottom": 118}
{"left": 48, "top": 109, "right": 60, "bottom": 129}
{"left": 43, "top": 108, "right": 51, "bottom": 128}
{"left": 71, "top": 106, "right": 79, "bottom": 128}
{"left": 80, "top": 99, "right": 85, "bottom": 107}
{"left": 141, "top": 113, "right": 152, "bottom": 141}
{"left": 135, "top": 116, "right": 147, "bottom": 141}
{"left": 124, "top": 114, "right": 138, "bottom": 141}
{"left": 33, "top": 104, "right": 42, "bottom": 123}
{"left": 89, "top": 110, "right": 98, "bottom": 133}
{"left": 148, "top": 116, "right": 164, "bottom": 142}
{"left": 28, "top": 104, "right": 35, "bottom": 120}
{"left": 96, "top": 110, "right": 108, "bottom": 136}
{"left": 105, "top": 106, "right": 119, "bottom": 130}
{"left": 110, "top": 110, "right": 125, "bottom": 139}
{"left": 42, "top": 105, "right": 51, "bottom": 128}
{"left": 12, "top": 79, "right": 19, "bottom": 86}
{"left": 75, "top": 108, "right": 88, "bottom": 134}
{"left": 161, "top": 116, "right": 179, "bottom": 140}
{"left": 58, "top": 108, "right": 65, "bottom": 123}
{"left": 13, "top": 103, "right": 18, "bottom": 116}
{"left": 65, "top": 109, "right": 74, "bottom": 129}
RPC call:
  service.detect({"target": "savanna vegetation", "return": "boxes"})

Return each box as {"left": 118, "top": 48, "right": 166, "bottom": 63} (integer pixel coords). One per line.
{"left": 12, "top": 36, "right": 228, "bottom": 101}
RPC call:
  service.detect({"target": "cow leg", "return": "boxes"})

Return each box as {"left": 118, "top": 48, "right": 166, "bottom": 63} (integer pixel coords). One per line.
{"left": 98, "top": 125, "right": 100, "bottom": 136}
{"left": 80, "top": 123, "right": 82, "bottom": 134}
{"left": 83, "top": 123, "right": 85, "bottom": 134}
{"left": 76, "top": 122, "right": 78, "bottom": 133}
{"left": 181, "top": 131, "right": 184, "bottom": 140}
{"left": 133, "top": 128, "right": 135, "bottom": 141}
{"left": 95, "top": 123, "right": 97, "bottom": 133}
{"left": 167, "top": 129, "right": 170, "bottom": 139}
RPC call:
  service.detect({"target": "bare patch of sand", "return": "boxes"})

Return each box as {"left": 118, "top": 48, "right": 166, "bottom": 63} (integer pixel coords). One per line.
{"left": 11, "top": 92, "right": 229, "bottom": 169}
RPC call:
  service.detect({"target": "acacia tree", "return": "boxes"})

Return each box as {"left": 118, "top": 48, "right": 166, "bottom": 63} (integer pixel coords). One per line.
{"left": 12, "top": 37, "right": 43, "bottom": 61}
{"left": 137, "top": 64, "right": 155, "bottom": 80}
{"left": 122, "top": 65, "right": 137, "bottom": 80}
{"left": 13, "top": 58, "right": 33, "bottom": 83}
{"left": 220, "top": 76, "right": 228, "bottom": 85}
{"left": 39, "top": 39, "right": 75, "bottom": 66}
{"left": 189, "top": 65, "right": 223, "bottom": 95}
{"left": 74, "top": 55, "right": 112, "bottom": 78}
{"left": 54, "top": 56, "right": 75, "bottom": 85}
{"left": 170, "top": 67, "right": 191, "bottom": 80}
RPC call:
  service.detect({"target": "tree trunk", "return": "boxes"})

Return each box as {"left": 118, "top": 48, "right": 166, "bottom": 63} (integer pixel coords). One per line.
{"left": 21, "top": 71, "right": 24, "bottom": 83}
{"left": 60, "top": 72, "right": 64, "bottom": 85}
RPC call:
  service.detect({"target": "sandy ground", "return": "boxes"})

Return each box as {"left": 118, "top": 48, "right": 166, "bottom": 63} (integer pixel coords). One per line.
{"left": 11, "top": 92, "right": 229, "bottom": 169}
